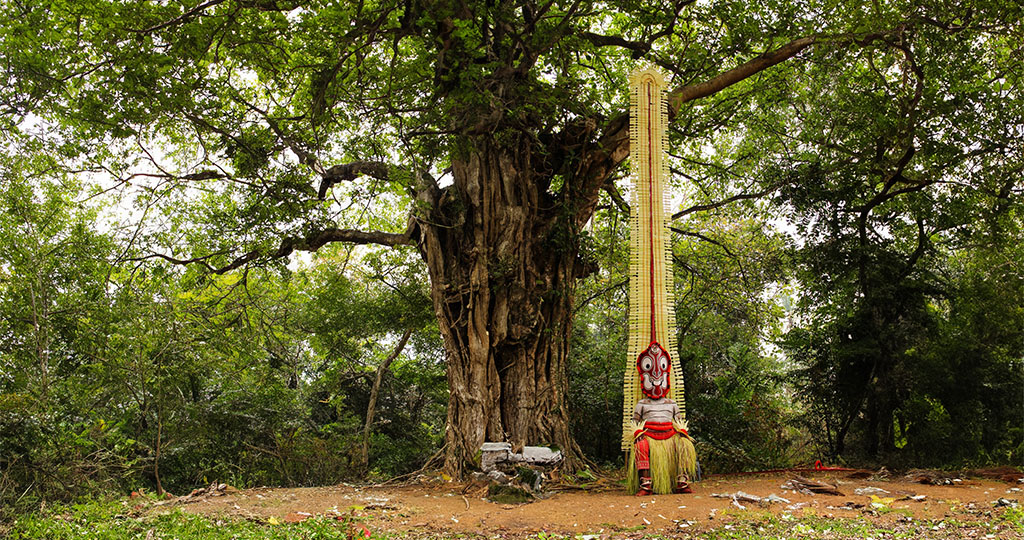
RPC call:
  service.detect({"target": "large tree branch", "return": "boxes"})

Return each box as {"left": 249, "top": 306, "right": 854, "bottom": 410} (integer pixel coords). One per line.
{"left": 572, "top": 30, "right": 901, "bottom": 226}
{"left": 318, "top": 161, "right": 391, "bottom": 199}
{"left": 667, "top": 37, "right": 816, "bottom": 115}
{"left": 136, "top": 225, "right": 414, "bottom": 275}
{"left": 360, "top": 328, "right": 413, "bottom": 472}
{"left": 218, "top": 226, "right": 414, "bottom": 274}
{"left": 897, "top": 218, "right": 928, "bottom": 282}
{"left": 131, "top": 0, "right": 228, "bottom": 33}
{"left": 670, "top": 227, "right": 737, "bottom": 258}
{"left": 569, "top": 37, "right": 819, "bottom": 220}
{"left": 672, "top": 183, "right": 784, "bottom": 220}
{"left": 581, "top": 31, "right": 653, "bottom": 57}
{"left": 580, "top": 0, "right": 693, "bottom": 58}
{"left": 602, "top": 178, "right": 630, "bottom": 214}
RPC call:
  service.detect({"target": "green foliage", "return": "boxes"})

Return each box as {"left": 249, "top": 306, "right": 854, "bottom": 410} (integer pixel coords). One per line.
{"left": 772, "top": 16, "right": 1024, "bottom": 462}
{"left": 9, "top": 496, "right": 1023, "bottom": 539}
{"left": 568, "top": 204, "right": 631, "bottom": 465}
{"left": 2, "top": 0, "right": 1023, "bottom": 518}
{"left": 0, "top": 176, "right": 446, "bottom": 518}
{"left": 570, "top": 189, "right": 801, "bottom": 472}
{"left": 673, "top": 212, "right": 799, "bottom": 473}
{"left": 7, "top": 497, "right": 382, "bottom": 539}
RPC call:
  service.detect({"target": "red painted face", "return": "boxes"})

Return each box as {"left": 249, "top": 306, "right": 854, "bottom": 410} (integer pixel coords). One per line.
{"left": 637, "top": 342, "right": 671, "bottom": 399}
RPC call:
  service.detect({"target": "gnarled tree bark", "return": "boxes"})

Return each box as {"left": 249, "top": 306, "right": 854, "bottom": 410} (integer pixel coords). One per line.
{"left": 415, "top": 133, "right": 612, "bottom": 476}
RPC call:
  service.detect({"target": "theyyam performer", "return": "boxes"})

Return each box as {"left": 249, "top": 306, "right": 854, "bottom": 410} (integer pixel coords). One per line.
{"left": 622, "top": 67, "right": 698, "bottom": 496}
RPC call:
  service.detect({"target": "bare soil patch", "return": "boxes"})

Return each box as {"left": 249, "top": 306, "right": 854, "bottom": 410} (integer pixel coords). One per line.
{"left": 175, "top": 471, "right": 1023, "bottom": 537}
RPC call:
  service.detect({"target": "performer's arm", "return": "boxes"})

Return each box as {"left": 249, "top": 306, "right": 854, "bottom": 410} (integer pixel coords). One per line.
{"left": 632, "top": 402, "right": 644, "bottom": 424}
{"left": 671, "top": 401, "right": 690, "bottom": 433}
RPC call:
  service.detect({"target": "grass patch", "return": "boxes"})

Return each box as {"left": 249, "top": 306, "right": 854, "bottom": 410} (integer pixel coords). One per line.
{"left": 1003, "top": 505, "right": 1024, "bottom": 533}
{"left": 5, "top": 497, "right": 379, "bottom": 539}
{"left": 6, "top": 497, "right": 1024, "bottom": 539}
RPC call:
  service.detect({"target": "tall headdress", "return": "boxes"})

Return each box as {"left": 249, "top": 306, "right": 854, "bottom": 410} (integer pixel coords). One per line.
{"left": 622, "top": 68, "right": 685, "bottom": 450}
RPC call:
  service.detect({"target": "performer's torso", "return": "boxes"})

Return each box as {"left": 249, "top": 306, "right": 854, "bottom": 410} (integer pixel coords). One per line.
{"left": 634, "top": 398, "right": 679, "bottom": 424}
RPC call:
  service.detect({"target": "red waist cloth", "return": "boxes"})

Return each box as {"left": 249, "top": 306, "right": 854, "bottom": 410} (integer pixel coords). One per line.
{"left": 634, "top": 421, "right": 689, "bottom": 441}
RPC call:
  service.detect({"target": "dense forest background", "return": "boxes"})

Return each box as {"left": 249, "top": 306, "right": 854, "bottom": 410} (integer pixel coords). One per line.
{"left": 2, "top": 167, "right": 1021, "bottom": 518}
{"left": 2, "top": 0, "right": 1023, "bottom": 525}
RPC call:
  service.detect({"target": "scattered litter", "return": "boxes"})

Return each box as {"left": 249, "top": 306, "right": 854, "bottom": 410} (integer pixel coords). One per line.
{"left": 1008, "top": 488, "right": 1022, "bottom": 493}
{"left": 854, "top": 487, "right": 890, "bottom": 496}
{"left": 827, "top": 502, "right": 867, "bottom": 511}
{"left": 677, "top": 505, "right": 686, "bottom": 509}
{"left": 906, "top": 495, "right": 927, "bottom": 502}
{"left": 677, "top": 520, "right": 694, "bottom": 529}
{"left": 906, "top": 470, "right": 962, "bottom": 485}
{"left": 732, "top": 499, "right": 746, "bottom": 510}
{"left": 156, "top": 482, "right": 239, "bottom": 507}
{"left": 710, "top": 490, "right": 790, "bottom": 507}
{"left": 993, "top": 498, "right": 1019, "bottom": 508}
{"left": 786, "top": 502, "right": 808, "bottom": 511}
{"left": 642, "top": 517, "right": 651, "bottom": 525}
{"left": 780, "top": 476, "right": 843, "bottom": 496}
{"left": 363, "top": 502, "right": 397, "bottom": 510}
{"left": 283, "top": 512, "right": 312, "bottom": 523}
{"left": 712, "top": 491, "right": 763, "bottom": 503}
{"left": 869, "top": 495, "right": 897, "bottom": 508}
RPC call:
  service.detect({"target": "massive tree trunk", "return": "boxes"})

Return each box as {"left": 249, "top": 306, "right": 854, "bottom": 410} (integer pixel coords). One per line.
{"left": 401, "top": 33, "right": 808, "bottom": 476}
{"left": 414, "top": 129, "right": 620, "bottom": 476}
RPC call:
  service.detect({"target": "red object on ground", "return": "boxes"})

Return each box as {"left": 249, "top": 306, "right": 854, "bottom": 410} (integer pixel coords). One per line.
{"left": 814, "top": 460, "right": 856, "bottom": 471}
{"left": 725, "top": 461, "right": 858, "bottom": 476}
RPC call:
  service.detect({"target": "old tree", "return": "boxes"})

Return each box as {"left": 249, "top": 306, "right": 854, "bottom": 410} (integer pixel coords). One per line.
{"left": 3, "top": 0, "right": 1019, "bottom": 474}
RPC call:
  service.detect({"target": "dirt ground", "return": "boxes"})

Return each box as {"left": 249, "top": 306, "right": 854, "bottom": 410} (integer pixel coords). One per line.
{"left": 176, "top": 471, "right": 1024, "bottom": 537}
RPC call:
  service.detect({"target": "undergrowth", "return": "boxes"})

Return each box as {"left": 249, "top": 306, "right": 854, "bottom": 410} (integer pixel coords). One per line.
{"left": 4, "top": 497, "right": 1023, "bottom": 539}
{"left": 4, "top": 497, "right": 382, "bottom": 539}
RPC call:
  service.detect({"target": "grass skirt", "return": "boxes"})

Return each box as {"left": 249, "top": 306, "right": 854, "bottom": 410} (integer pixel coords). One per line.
{"left": 626, "top": 434, "right": 697, "bottom": 494}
